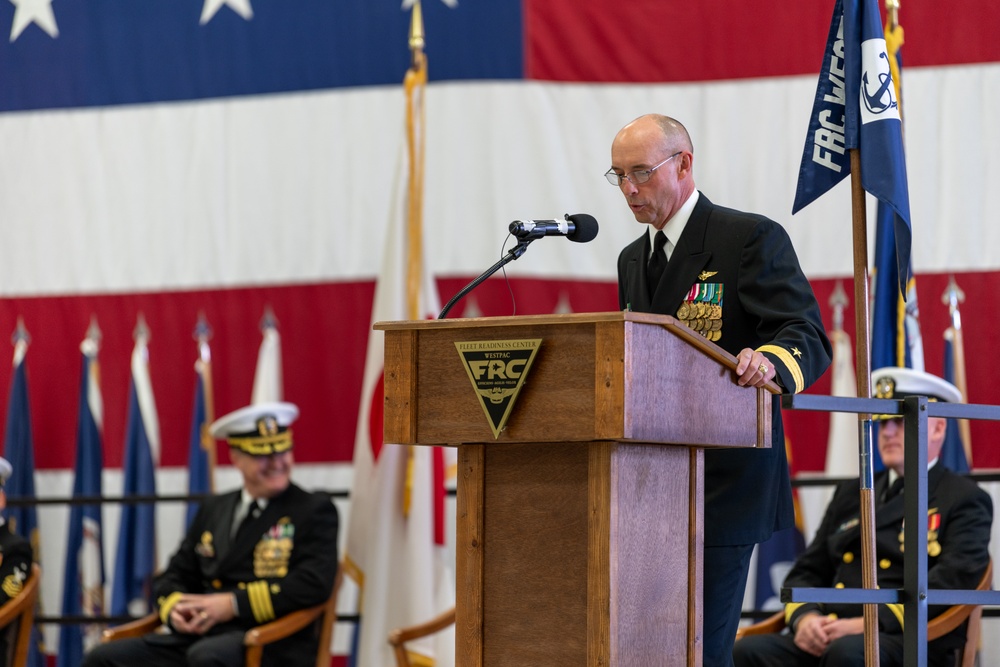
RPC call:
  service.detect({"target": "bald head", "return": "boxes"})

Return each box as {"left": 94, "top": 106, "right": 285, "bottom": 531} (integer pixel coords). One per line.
{"left": 615, "top": 114, "right": 693, "bottom": 155}
{"left": 610, "top": 114, "right": 696, "bottom": 229}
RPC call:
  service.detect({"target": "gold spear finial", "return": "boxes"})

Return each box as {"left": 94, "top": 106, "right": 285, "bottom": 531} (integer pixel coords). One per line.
{"left": 885, "top": 0, "right": 900, "bottom": 30}
{"left": 409, "top": 0, "right": 425, "bottom": 63}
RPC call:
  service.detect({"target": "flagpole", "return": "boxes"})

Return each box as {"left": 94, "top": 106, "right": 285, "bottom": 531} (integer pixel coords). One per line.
{"left": 849, "top": 148, "right": 880, "bottom": 665}
{"left": 942, "top": 276, "right": 973, "bottom": 465}
{"left": 195, "top": 312, "right": 217, "bottom": 492}
{"left": 405, "top": 0, "right": 426, "bottom": 322}
{"left": 401, "top": 1, "right": 428, "bottom": 516}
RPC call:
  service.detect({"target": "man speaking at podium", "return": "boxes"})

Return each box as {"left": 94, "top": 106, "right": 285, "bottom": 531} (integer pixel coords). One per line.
{"left": 610, "top": 114, "right": 831, "bottom": 666}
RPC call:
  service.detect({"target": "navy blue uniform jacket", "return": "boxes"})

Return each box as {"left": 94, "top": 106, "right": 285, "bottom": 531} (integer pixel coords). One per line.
{"left": 617, "top": 193, "right": 831, "bottom": 545}
{"left": 154, "top": 483, "right": 339, "bottom": 664}
{"left": 785, "top": 465, "right": 992, "bottom": 654}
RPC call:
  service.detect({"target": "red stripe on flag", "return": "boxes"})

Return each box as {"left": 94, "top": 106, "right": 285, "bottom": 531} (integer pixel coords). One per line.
{"left": 524, "top": 0, "right": 1000, "bottom": 83}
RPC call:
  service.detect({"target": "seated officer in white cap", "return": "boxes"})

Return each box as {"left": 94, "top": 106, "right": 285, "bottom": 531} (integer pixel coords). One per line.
{"left": 0, "top": 456, "right": 33, "bottom": 667}
{"left": 84, "top": 403, "right": 339, "bottom": 667}
{"left": 734, "top": 367, "right": 993, "bottom": 667}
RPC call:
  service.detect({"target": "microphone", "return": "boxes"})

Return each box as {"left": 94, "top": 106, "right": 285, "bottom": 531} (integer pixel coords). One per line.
{"left": 509, "top": 213, "right": 599, "bottom": 243}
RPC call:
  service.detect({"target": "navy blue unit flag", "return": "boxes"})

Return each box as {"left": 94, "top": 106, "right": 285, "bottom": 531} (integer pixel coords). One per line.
{"left": 110, "top": 379, "right": 158, "bottom": 616}
{"left": 58, "top": 349, "right": 107, "bottom": 667}
{"left": 186, "top": 365, "right": 210, "bottom": 528}
{"left": 793, "top": 0, "right": 912, "bottom": 296}
{"left": 3, "top": 351, "right": 46, "bottom": 667}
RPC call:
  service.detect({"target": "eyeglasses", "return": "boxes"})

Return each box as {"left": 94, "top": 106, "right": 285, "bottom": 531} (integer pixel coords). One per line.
{"left": 604, "top": 152, "right": 682, "bottom": 186}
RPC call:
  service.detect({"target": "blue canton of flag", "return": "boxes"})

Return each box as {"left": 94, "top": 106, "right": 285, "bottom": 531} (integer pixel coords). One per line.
{"left": 111, "top": 330, "right": 160, "bottom": 616}
{"left": 3, "top": 340, "right": 46, "bottom": 667}
{"left": 58, "top": 339, "right": 107, "bottom": 667}
{"left": 793, "top": 0, "right": 912, "bottom": 296}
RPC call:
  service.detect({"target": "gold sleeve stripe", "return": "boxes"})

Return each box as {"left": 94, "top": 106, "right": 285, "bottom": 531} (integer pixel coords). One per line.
{"left": 887, "top": 602, "right": 904, "bottom": 629}
{"left": 757, "top": 345, "right": 804, "bottom": 393}
{"left": 159, "top": 592, "right": 184, "bottom": 625}
{"left": 784, "top": 602, "right": 805, "bottom": 626}
{"left": 248, "top": 580, "right": 276, "bottom": 623}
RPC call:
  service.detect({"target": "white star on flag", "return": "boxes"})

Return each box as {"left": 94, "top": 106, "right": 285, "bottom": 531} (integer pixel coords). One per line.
{"left": 200, "top": 0, "right": 254, "bottom": 25}
{"left": 9, "top": 0, "right": 59, "bottom": 42}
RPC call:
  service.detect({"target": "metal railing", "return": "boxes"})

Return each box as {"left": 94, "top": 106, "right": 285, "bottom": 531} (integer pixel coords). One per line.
{"left": 780, "top": 393, "right": 1000, "bottom": 667}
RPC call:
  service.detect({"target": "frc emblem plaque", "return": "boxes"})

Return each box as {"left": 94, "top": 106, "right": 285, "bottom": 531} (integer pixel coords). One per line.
{"left": 455, "top": 339, "right": 542, "bottom": 439}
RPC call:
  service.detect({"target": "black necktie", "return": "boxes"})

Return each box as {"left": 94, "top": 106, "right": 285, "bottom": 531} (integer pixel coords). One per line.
{"left": 884, "top": 477, "right": 904, "bottom": 503}
{"left": 235, "top": 500, "right": 260, "bottom": 540}
{"left": 647, "top": 230, "right": 668, "bottom": 294}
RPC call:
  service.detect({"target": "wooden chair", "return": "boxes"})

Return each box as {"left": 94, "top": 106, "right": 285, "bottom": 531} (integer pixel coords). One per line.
{"left": 736, "top": 559, "right": 993, "bottom": 667}
{"left": 388, "top": 606, "right": 456, "bottom": 667}
{"left": 101, "top": 569, "right": 342, "bottom": 667}
{"left": 0, "top": 562, "right": 41, "bottom": 667}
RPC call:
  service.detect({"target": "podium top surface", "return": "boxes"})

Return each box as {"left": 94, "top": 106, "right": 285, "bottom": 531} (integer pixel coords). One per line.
{"left": 376, "top": 311, "right": 778, "bottom": 446}
{"left": 376, "top": 310, "right": 677, "bottom": 331}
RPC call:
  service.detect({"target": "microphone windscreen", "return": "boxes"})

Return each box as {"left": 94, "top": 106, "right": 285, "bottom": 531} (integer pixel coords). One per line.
{"left": 566, "top": 214, "right": 599, "bottom": 243}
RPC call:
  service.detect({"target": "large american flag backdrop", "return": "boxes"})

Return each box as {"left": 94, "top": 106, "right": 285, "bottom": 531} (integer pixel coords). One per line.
{"left": 2, "top": 0, "right": 999, "bottom": 658}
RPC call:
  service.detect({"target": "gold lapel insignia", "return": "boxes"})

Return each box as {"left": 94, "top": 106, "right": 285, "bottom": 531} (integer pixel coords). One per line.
{"left": 698, "top": 271, "right": 718, "bottom": 281}
{"left": 792, "top": 347, "right": 802, "bottom": 358}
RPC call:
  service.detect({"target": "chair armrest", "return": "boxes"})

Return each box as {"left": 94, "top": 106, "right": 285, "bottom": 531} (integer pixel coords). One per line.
{"left": 102, "top": 613, "right": 162, "bottom": 642}
{"left": 928, "top": 559, "right": 993, "bottom": 641}
{"left": 927, "top": 602, "right": 975, "bottom": 641}
{"left": 388, "top": 607, "right": 456, "bottom": 647}
{"left": 735, "top": 611, "right": 786, "bottom": 640}
{"left": 243, "top": 603, "right": 326, "bottom": 647}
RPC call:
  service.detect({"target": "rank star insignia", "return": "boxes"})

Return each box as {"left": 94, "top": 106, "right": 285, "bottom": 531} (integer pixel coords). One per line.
{"left": 792, "top": 347, "right": 802, "bottom": 358}
{"left": 698, "top": 271, "right": 718, "bottom": 281}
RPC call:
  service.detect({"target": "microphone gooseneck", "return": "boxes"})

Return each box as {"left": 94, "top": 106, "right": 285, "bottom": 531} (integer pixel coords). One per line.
{"left": 438, "top": 214, "right": 600, "bottom": 319}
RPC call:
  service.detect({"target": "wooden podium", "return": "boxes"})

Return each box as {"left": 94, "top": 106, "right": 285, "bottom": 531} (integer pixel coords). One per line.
{"left": 376, "top": 311, "right": 775, "bottom": 667}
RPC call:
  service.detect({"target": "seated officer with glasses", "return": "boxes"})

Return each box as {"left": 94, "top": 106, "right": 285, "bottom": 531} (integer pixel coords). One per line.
{"left": 84, "top": 402, "right": 339, "bottom": 667}
{"left": 610, "top": 113, "right": 831, "bottom": 666}
{"left": 733, "top": 367, "right": 993, "bottom": 667}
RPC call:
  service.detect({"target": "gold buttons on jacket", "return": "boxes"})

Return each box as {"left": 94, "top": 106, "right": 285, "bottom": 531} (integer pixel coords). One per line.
{"left": 843, "top": 552, "right": 854, "bottom": 564}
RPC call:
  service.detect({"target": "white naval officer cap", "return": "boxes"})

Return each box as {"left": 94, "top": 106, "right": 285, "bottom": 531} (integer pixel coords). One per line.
{"left": 0, "top": 456, "right": 11, "bottom": 485}
{"left": 209, "top": 402, "right": 299, "bottom": 456}
{"left": 872, "top": 366, "right": 962, "bottom": 420}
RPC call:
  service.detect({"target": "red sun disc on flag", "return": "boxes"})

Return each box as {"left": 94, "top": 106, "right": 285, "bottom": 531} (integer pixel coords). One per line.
{"left": 368, "top": 371, "right": 385, "bottom": 461}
